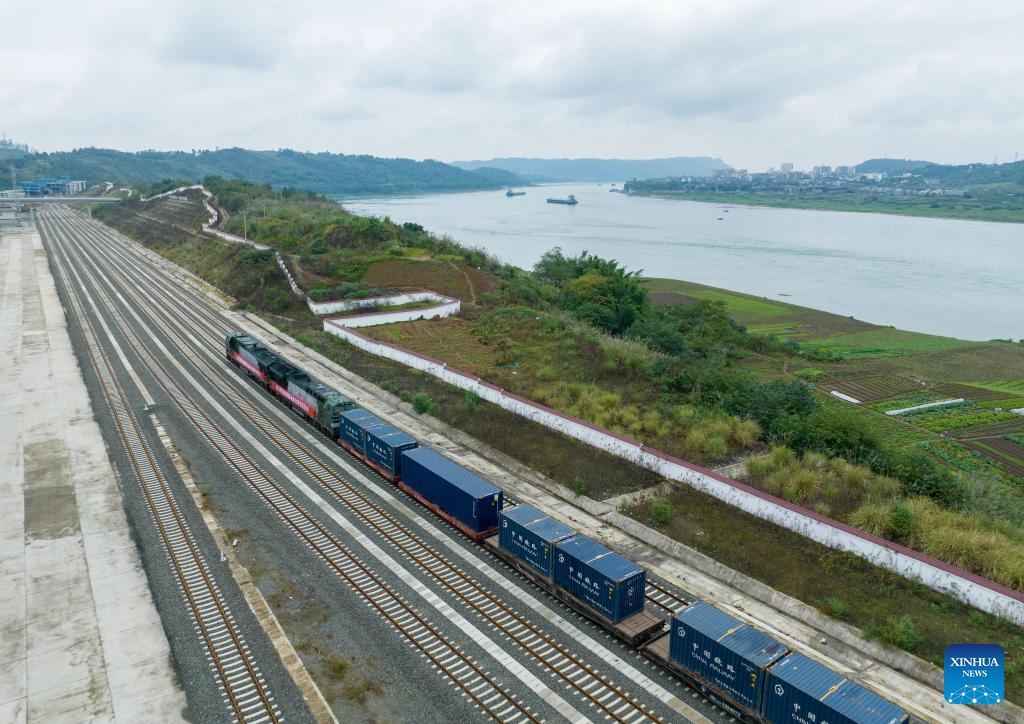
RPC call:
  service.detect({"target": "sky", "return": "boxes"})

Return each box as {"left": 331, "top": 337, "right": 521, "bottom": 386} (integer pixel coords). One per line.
{"left": 3, "top": 0, "right": 1023, "bottom": 171}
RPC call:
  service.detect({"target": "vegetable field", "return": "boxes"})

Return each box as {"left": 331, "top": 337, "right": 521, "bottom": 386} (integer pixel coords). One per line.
{"left": 823, "top": 375, "right": 923, "bottom": 403}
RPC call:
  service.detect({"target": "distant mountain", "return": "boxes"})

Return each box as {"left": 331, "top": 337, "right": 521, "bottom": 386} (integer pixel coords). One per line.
{"left": 451, "top": 156, "right": 731, "bottom": 182}
{"left": 856, "top": 158, "right": 933, "bottom": 174}
{"left": 9, "top": 147, "right": 523, "bottom": 195}
{"left": 856, "top": 157, "right": 1024, "bottom": 185}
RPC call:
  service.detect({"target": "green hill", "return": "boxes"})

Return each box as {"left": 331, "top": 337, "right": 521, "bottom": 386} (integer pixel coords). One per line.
{"left": 11, "top": 147, "right": 522, "bottom": 195}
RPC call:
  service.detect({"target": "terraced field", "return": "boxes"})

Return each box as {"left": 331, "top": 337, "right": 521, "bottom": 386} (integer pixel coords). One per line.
{"left": 962, "top": 437, "right": 1024, "bottom": 478}
{"left": 362, "top": 258, "right": 498, "bottom": 303}
{"left": 823, "top": 375, "right": 925, "bottom": 403}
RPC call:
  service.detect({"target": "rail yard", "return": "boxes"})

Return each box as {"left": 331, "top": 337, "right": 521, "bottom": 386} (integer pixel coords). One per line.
{"left": 8, "top": 204, "right": 1014, "bottom": 722}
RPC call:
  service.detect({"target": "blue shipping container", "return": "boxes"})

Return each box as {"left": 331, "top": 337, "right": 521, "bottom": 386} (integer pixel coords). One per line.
{"left": 499, "top": 505, "right": 575, "bottom": 579}
{"left": 399, "top": 447, "right": 503, "bottom": 533}
{"left": 339, "top": 409, "right": 384, "bottom": 453}
{"left": 552, "top": 535, "right": 645, "bottom": 623}
{"left": 365, "top": 425, "right": 418, "bottom": 478}
{"left": 669, "top": 601, "right": 788, "bottom": 714}
{"left": 763, "top": 652, "right": 908, "bottom": 724}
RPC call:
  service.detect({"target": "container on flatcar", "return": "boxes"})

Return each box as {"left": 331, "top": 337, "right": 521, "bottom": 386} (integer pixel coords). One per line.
{"left": 339, "top": 409, "right": 385, "bottom": 453}
{"left": 669, "top": 601, "right": 787, "bottom": 714}
{"left": 399, "top": 447, "right": 503, "bottom": 535}
{"left": 762, "top": 651, "right": 908, "bottom": 724}
{"left": 364, "top": 425, "right": 418, "bottom": 479}
{"left": 498, "top": 505, "right": 575, "bottom": 579}
{"left": 552, "top": 535, "right": 645, "bottom": 623}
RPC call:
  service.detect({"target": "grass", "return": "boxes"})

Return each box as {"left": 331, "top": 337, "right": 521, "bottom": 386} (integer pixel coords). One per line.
{"left": 802, "top": 328, "right": 975, "bottom": 358}
{"left": 644, "top": 278, "right": 791, "bottom": 317}
{"left": 634, "top": 189, "right": 1024, "bottom": 224}
{"left": 627, "top": 486, "right": 1024, "bottom": 701}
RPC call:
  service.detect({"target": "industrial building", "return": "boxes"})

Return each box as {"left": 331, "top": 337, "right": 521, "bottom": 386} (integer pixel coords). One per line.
{"left": 18, "top": 176, "right": 87, "bottom": 196}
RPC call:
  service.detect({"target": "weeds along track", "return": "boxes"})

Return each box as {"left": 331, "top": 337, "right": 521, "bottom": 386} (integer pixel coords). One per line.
{"left": 44, "top": 205, "right": 672, "bottom": 722}
{"left": 41, "top": 213, "right": 282, "bottom": 724}
{"left": 42, "top": 206, "right": 542, "bottom": 722}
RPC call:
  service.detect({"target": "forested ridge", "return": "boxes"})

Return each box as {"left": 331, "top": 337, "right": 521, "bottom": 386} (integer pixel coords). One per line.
{"left": 11, "top": 146, "right": 522, "bottom": 195}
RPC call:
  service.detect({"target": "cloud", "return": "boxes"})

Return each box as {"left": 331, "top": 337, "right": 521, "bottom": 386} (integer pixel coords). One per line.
{"left": 155, "top": 3, "right": 283, "bottom": 70}
{"left": 1, "top": 0, "right": 1023, "bottom": 168}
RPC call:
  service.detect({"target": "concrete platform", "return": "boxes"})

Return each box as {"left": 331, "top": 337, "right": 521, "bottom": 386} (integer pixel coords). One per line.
{"left": 0, "top": 227, "right": 187, "bottom": 722}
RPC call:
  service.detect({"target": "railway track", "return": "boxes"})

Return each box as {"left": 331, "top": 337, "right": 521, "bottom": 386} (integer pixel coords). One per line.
{"left": 645, "top": 579, "right": 689, "bottom": 617}
{"left": 43, "top": 213, "right": 282, "bottom": 723}
{"left": 47, "top": 200, "right": 675, "bottom": 723}
{"left": 42, "top": 207, "right": 544, "bottom": 723}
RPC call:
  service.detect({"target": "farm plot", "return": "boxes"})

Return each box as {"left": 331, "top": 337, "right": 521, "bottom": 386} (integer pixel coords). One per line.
{"left": 869, "top": 393, "right": 948, "bottom": 413}
{"left": 970, "top": 379, "right": 1024, "bottom": 396}
{"left": 362, "top": 318, "right": 499, "bottom": 376}
{"left": 902, "top": 403, "right": 1020, "bottom": 433}
{"left": 959, "top": 437, "right": 1024, "bottom": 478}
{"left": 948, "top": 417, "right": 1024, "bottom": 440}
{"left": 933, "top": 382, "right": 1012, "bottom": 403}
{"left": 822, "top": 374, "right": 924, "bottom": 403}
{"left": 362, "top": 258, "right": 498, "bottom": 303}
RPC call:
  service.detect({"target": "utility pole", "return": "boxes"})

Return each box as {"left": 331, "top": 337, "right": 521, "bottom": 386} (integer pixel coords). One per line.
{"left": 10, "top": 162, "right": 22, "bottom": 225}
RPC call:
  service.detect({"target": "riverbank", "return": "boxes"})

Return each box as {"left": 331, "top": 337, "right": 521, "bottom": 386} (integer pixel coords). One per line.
{"left": 631, "top": 189, "right": 1024, "bottom": 224}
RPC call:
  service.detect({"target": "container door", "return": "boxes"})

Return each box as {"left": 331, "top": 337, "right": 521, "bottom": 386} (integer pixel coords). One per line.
{"left": 626, "top": 582, "right": 638, "bottom": 612}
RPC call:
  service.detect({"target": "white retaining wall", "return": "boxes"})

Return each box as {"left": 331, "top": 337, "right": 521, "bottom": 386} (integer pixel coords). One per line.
{"left": 322, "top": 320, "right": 1024, "bottom": 625}
{"left": 142, "top": 186, "right": 300, "bottom": 297}
{"left": 325, "top": 298, "right": 461, "bottom": 328}
{"left": 308, "top": 291, "right": 454, "bottom": 315}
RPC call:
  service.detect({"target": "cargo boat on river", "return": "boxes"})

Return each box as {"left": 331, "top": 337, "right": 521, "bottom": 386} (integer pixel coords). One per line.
{"left": 546, "top": 194, "right": 578, "bottom": 205}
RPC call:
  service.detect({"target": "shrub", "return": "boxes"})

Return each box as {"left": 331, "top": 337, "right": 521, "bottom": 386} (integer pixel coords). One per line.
{"left": 463, "top": 390, "right": 479, "bottom": 412}
{"left": 650, "top": 498, "right": 673, "bottom": 525}
{"left": 412, "top": 392, "right": 434, "bottom": 414}
{"left": 849, "top": 503, "right": 890, "bottom": 538}
{"left": 888, "top": 500, "right": 918, "bottom": 543}
{"left": 816, "top": 597, "right": 848, "bottom": 620}
{"left": 866, "top": 615, "right": 923, "bottom": 652}
{"left": 241, "top": 248, "right": 275, "bottom": 264}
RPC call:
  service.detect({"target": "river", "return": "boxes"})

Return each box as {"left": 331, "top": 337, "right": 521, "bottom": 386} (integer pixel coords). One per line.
{"left": 341, "top": 183, "right": 1023, "bottom": 341}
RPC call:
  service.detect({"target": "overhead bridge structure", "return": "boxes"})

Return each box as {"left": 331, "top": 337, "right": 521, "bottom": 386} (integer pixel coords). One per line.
{"left": 11, "top": 196, "right": 121, "bottom": 203}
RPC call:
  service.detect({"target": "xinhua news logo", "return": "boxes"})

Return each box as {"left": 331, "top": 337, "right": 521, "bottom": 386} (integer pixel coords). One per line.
{"left": 945, "top": 644, "right": 1003, "bottom": 705}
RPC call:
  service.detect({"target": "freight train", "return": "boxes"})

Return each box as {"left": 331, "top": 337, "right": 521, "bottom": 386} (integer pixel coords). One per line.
{"left": 226, "top": 331, "right": 911, "bottom": 724}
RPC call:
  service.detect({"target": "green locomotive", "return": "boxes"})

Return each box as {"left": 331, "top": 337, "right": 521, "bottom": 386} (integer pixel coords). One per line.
{"left": 225, "top": 331, "right": 356, "bottom": 436}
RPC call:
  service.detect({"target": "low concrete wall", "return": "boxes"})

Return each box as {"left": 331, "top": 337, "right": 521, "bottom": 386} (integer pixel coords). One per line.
{"left": 320, "top": 321, "right": 1024, "bottom": 625}
{"left": 309, "top": 291, "right": 454, "bottom": 316}
{"left": 324, "top": 297, "right": 461, "bottom": 328}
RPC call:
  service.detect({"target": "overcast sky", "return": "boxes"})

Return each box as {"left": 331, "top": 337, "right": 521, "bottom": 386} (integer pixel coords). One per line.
{"left": 3, "top": 1, "right": 1022, "bottom": 170}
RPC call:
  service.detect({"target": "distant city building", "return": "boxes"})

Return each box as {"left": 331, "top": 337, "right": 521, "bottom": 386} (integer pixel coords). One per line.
{"left": 18, "top": 177, "right": 86, "bottom": 196}
{"left": 811, "top": 165, "right": 833, "bottom": 177}
{"left": 780, "top": 162, "right": 794, "bottom": 173}
{"left": 834, "top": 165, "right": 856, "bottom": 176}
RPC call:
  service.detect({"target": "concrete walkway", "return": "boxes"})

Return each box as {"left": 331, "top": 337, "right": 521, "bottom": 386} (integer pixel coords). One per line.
{"left": 0, "top": 227, "right": 186, "bottom": 722}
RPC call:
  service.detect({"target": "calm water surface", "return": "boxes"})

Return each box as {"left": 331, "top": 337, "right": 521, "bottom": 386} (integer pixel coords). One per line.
{"left": 342, "top": 184, "right": 1023, "bottom": 341}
